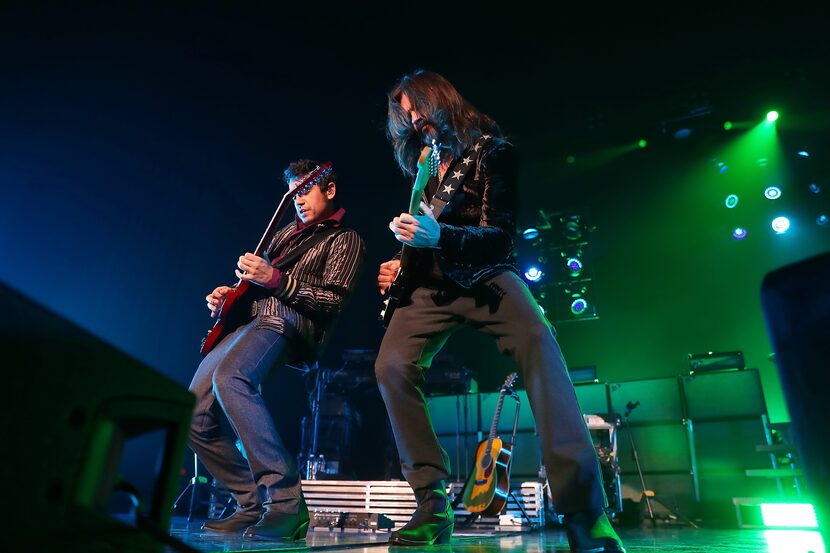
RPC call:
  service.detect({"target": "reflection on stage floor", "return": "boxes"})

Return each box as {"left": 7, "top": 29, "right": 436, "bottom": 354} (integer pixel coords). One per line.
{"left": 170, "top": 517, "right": 825, "bottom": 553}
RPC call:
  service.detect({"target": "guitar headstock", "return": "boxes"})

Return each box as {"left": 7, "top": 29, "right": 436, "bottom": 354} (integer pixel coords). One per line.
{"left": 413, "top": 146, "right": 433, "bottom": 195}
{"left": 501, "top": 372, "right": 518, "bottom": 393}
{"left": 405, "top": 146, "right": 434, "bottom": 215}
{"left": 287, "top": 161, "right": 334, "bottom": 199}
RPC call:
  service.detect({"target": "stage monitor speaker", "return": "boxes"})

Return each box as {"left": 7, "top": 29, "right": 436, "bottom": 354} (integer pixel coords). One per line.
{"left": 609, "top": 377, "right": 683, "bottom": 423}
{"left": 1, "top": 282, "right": 194, "bottom": 551}
{"left": 761, "top": 252, "right": 830, "bottom": 541}
{"left": 681, "top": 369, "right": 766, "bottom": 420}
{"left": 574, "top": 382, "right": 610, "bottom": 415}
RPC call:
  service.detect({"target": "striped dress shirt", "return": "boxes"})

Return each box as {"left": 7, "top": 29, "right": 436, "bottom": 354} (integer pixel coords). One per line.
{"left": 253, "top": 209, "right": 365, "bottom": 360}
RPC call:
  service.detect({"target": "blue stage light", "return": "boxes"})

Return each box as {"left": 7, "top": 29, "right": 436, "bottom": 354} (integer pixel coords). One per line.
{"left": 570, "top": 298, "right": 589, "bottom": 315}
{"left": 522, "top": 228, "right": 539, "bottom": 240}
{"left": 524, "top": 267, "right": 543, "bottom": 282}
{"left": 771, "top": 217, "right": 790, "bottom": 234}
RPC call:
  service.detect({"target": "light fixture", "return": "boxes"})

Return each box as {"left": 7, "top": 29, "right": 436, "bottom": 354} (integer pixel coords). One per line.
{"left": 522, "top": 228, "right": 539, "bottom": 240}
{"left": 760, "top": 503, "right": 818, "bottom": 528}
{"left": 571, "top": 298, "right": 589, "bottom": 315}
{"left": 725, "top": 194, "right": 739, "bottom": 208}
{"left": 764, "top": 186, "right": 782, "bottom": 200}
{"left": 566, "top": 257, "right": 583, "bottom": 277}
{"left": 766, "top": 111, "right": 779, "bottom": 122}
{"left": 732, "top": 227, "right": 747, "bottom": 239}
{"left": 524, "top": 267, "right": 543, "bottom": 282}
{"left": 771, "top": 217, "right": 791, "bottom": 234}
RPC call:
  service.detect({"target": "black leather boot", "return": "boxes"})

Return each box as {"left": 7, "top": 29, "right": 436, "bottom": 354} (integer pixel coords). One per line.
{"left": 243, "top": 496, "right": 310, "bottom": 540}
{"left": 389, "top": 481, "right": 454, "bottom": 546}
{"left": 564, "top": 510, "right": 625, "bottom": 553}
{"left": 201, "top": 506, "right": 263, "bottom": 534}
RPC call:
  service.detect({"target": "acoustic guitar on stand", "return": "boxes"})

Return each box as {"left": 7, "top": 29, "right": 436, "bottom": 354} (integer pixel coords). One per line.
{"left": 461, "top": 372, "right": 519, "bottom": 515}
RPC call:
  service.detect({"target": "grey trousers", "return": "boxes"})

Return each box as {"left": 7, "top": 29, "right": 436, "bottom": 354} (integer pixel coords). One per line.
{"left": 188, "top": 319, "right": 302, "bottom": 514}
{"left": 374, "top": 271, "right": 607, "bottom": 515}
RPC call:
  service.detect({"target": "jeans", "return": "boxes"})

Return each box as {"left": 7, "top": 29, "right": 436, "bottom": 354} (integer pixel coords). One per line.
{"left": 188, "top": 319, "right": 302, "bottom": 514}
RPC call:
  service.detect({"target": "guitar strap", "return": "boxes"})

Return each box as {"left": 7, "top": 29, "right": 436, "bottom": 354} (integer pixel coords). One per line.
{"left": 268, "top": 227, "right": 344, "bottom": 270}
{"left": 426, "top": 135, "right": 494, "bottom": 218}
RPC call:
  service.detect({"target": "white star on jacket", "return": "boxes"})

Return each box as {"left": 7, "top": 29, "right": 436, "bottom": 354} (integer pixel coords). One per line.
{"left": 451, "top": 170, "right": 464, "bottom": 180}
{"left": 461, "top": 156, "right": 473, "bottom": 165}
{"left": 442, "top": 184, "right": 455, "bottom": 194}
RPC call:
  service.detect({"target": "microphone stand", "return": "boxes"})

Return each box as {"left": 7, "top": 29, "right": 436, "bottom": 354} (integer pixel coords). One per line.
{"left": 623, "top": 401, "right": 698, "bottom": 528}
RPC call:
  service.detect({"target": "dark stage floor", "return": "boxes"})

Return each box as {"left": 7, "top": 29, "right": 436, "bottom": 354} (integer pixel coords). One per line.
{"left": 170, "top": 517, "right": 826, "bottom": 552}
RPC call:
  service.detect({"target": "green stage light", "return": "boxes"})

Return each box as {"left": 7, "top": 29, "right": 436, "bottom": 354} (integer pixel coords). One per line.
{"left": 723, "top": 121, "right": 733, "bottom": 131}
{"left": 566, "top": 155, "right": 576, "bottom": 164}
{"left": 761, "top": 503, "right": 818, "bottom": 528}
{"left": 766, "top": 110, "right": 779, "bottom": 122}
{"left": 638, "top": 139, "right": 647, "bottom": 148}
{"left": 764, "top": 530, "right": 825, "bottom": 553}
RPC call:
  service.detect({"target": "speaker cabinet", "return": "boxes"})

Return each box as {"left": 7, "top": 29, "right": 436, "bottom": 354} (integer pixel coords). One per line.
{"left": 1, "top": 282, "right": 194, "bottom": 550}
{"left": 761, "top": 252, "right": 830, "bottom": 540}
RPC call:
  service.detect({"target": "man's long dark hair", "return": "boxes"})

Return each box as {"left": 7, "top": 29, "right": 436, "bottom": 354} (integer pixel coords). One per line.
{"left": 386, "top": 70, "right": 502, "bottom": 177}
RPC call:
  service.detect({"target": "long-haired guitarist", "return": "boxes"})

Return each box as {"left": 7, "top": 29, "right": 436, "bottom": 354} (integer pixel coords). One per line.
{"left": 376, "top": 70, "right": 625, "bottom": 552}
{"left": 188, "top": 159, "right": 364, "bottom": 540}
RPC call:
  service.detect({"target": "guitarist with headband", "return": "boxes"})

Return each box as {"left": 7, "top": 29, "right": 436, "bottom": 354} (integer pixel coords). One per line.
{"left": 189, "top": 159, "right": 364, "bottom": 540}
{"left": 376, "top": 70, "right": 624, "bottom": 552}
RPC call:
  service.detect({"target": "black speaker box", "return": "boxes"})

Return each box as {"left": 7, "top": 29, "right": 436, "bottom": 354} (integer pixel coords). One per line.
{"left": 1, "top": 282, "right": 194, "bottom": 551}
{"left": 761, "top": 252, "right": 830, "bottom": 540}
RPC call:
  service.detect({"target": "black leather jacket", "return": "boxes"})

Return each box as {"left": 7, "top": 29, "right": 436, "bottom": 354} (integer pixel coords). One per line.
{"left": 420, "top": 138, "right": 520, "bottom": 289}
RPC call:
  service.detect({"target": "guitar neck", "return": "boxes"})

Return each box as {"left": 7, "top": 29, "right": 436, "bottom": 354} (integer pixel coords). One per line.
{"left": 485, "top": 392, "right": 507, "bottom": 449}
{"left": 252, "top": 195, "right": 294, "bottom": 257}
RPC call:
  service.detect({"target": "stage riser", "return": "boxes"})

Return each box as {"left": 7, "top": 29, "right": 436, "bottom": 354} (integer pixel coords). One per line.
{"left": 302, "top": 480, "right": 544, "bottom": 528}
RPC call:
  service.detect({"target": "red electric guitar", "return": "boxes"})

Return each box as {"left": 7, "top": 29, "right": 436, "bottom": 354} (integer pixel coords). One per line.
{"left": 200, "top": 162, "right": 332, "bottom": 355}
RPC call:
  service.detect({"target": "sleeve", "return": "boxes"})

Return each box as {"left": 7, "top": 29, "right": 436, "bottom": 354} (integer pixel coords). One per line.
{"left": 435, "top": 141, "right": 518, "bottom": 264}
{"left": 270, "top": 230, "right": 365, "bottom": 321}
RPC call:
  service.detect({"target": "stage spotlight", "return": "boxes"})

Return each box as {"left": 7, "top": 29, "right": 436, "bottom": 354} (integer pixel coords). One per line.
{"left": 808, "top": 183, "right": 820, "bottom": 194}
{"left": 818, "top": 215, "right": 828, "bottom": 227}
{"left": 562, "top": 215, "right": 583, "bottom": 241}
{"left": 725, "top": 194, "right": 739, "bottom": 208}
{"left": 638, "top": 139, "right": 647, "bottom": 148}
{"left": 761, "top": 503, "right": 818, "bottom": 528}
{"left": 566, "top": 257, "right": 583, "bottom": 277}
{"left": 522, "top": 228, "right": 540, "bottom": 240}
{"left": 797, "top": 150, "right": 810, "bottom": 158}
{"left": 571, "top": 298, "right": 589, "bottom": 315}
{"left": 733, "top": 227, "right": 748, "bottom": 239}
{"left": 723, "top": 121, "right": 733, "bottom": 131}
{"left": 674, "top": 128, "right": 692, "bottom": 140}
{"left": 566, "top": 155, "right": 576, "bottom": 164}
{"left": 524, "top": 267, "right": 543, "bottom": 282}
{"left": 765, "top": 186, "right": 782, "bottom": 200}
{"left": 766, "top": 111, "right": 779, "bottom": 122}
{"left": 771, "top": 217, "right": 790, "bottom": 234}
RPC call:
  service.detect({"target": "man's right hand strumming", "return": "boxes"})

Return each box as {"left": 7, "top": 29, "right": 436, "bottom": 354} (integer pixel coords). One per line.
{"left": 206, "top": 285, "right": 232, "bottom": 317}
{"left": 377, "top": 259, "right": 400, "bottom": 295}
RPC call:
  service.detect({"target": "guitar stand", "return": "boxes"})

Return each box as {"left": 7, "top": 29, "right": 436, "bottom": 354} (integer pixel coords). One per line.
{"left": 504, "top": 390, "right": 536, "bottom": 528}
{"left": 623, "top": 401, "right": 699, "bottom": 529}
